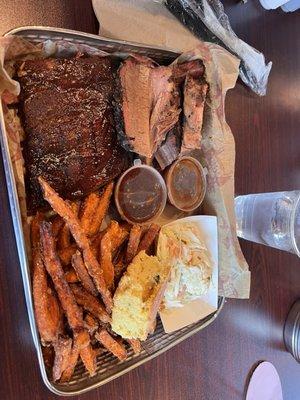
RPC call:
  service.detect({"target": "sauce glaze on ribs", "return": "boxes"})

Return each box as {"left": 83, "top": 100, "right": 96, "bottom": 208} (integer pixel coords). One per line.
{"left": 16, "top": 56, "right": 128, "bottom": 214}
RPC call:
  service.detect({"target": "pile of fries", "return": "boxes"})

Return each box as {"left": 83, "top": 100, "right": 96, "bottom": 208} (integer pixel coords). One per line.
{"left": 31, "top": 177, "right": 160, "bottom": 382}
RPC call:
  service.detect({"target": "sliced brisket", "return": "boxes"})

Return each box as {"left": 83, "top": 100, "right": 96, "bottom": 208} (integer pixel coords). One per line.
{"left": 118, "top": 56, "right": 181, "bottom": 159}
{"left": 117, "top": 57, "right": 205, "bottom": 159}
{"left": 181, "top": 74, "right": 208, "bottom": 155}
{"left": 154, "top": 123, "right": 181, "bottom": 170}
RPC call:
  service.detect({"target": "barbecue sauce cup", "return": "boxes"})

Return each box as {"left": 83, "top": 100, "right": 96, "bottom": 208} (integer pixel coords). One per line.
{"left": 115, "top": 161, "right": 167, "bottom": 225}
{"left": 164, "top": 156, "right": 207, "bottom": 212}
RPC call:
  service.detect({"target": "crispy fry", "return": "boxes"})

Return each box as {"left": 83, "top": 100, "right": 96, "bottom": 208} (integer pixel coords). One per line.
{"left": 56, "top": 328, "right": 94, "bottom": 381}
{"left": 100, "top": 235, "right": 114, "bottom": 289}
{"left": 109, "top": 222, "right": 129, "bottom": 254}
{"left": 98, "top": 221, "right": 128, "bottom": 288}
{"left": 51, "top": 215, "right": 64, "bottom": 237}
{"left": 70, "top": 284, "right": 111, "bottom": 324}
{"left": 126, "top": 338, "right": 142, "bottom": 354}
{"left": 40, "top": 222, "right": 84, "bottom": 331}
{"left": 76, "top": 329, "right": 97, "bottom": 378}
{"left": 113, "top": 239, "right": 127, "bottom": 264}
{"left": 39, "top": 177, "right": 112, "bottom": 312}
{"left": 113, "top": 247, "right": 128, "bottom": 285}
{"left": 84, "top": 314, "right": 99, "bottom": 336}
{"left": 90, "top": 230, "right": 106, "bottom": 259}
{"left": 30, "top": 212, "right": 44, "bottom": 250}
{"left": 59, "top": 328, "right": 87, "bottom": 383}
{"left": 33, "top": 248, "right": 62, "bottom": 343}
{"left": 112, "top": 233, "right": 128, "bottom": 255}
{"left": 71, "top": 251, "right": 97, "bottom": 296}
{"left": 126, "top": 225, "right": 142, "bottom": 264}
{"left": 58, "top": 224, "right": 71, "bottom": 249}
{"left": 65, "top": 269, "right": 79, "bottom": 283}
{"left": 95, "top": 329, "right": 127, "bottom": 361}
{"left": 137, "top": 223, "right": 160, "bottom": 254}
{"left": 74, "top": 329, "right": 90, "bottom": 350}
{"left": 88, "top": 183, "right": 114, "bottom": 237}
{"left": 60, "top": 344, "right": 79, "bottom": 383}
{"left": 58, "top": 202, "right": 80, "bottom": 250}
{"left": 73, "top": 329, "right": 97, "bottom": 377}
{"left": 53, "top": 336, "right": 72, "bottom": 381}
{"left": 58, "top": 244, "right": 77, "bottom": 266}
{"left": 80, "top": 192, "right": 100, "bottom": 234}
{"left": 79, "top": 344, "right": 97, "bottom": 377}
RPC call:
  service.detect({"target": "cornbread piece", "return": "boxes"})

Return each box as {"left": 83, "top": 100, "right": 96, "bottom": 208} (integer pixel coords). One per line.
{"left": 111, "top": 251, "right": 170, "bottom": 340}
{"left": 17, "top": 56, "right": 127, "bottom": 214}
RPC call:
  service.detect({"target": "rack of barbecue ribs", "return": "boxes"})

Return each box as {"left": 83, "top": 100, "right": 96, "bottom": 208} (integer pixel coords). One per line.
{"left": 16, "top": 56, "right": 128, "bottom": 214}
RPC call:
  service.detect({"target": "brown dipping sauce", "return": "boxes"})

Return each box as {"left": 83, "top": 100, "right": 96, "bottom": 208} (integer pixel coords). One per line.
{"left": 166, "top": 157, "right": 206, "bottom": 212}
{"left": 116, "top": 166, "right": 167, "bottom": 224}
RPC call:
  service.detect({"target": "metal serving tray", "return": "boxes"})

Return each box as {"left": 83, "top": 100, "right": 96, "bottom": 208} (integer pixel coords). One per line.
{"left": 0, "top": 26, "right": 225, "bottom": 396}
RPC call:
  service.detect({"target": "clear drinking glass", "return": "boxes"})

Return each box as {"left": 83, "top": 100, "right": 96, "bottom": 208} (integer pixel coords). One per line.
{"left": 234, "top": 191, "right": 300, "bottom": 256}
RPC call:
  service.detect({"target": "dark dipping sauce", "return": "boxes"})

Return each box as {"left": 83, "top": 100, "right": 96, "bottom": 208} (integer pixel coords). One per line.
{"left": 167, "top": 158, "right": 205, "bottom": 211}
{"left": 117, "top": 167, "right": 166, "bottom": 223}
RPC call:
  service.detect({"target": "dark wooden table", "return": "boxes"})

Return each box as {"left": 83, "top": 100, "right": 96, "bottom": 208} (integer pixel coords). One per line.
{"left": 0, "top": 1, "right": 299, "bottom": 399}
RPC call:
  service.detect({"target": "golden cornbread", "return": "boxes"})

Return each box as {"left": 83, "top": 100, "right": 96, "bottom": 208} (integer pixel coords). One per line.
{"left": 111, "top": 251, "right": 171, "bottom": 340}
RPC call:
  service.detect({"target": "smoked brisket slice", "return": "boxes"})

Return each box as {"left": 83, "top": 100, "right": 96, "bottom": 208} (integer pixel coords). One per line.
{"left": 180, "top": 75, "right": 208, "bottom": 155}
{"left": 116, "top": 57, "right": 205, "bottom": 159}
{"left": 117, "top": 56, "right": 182, "bottom": 159}
{"left": 154, "top": 123, "right": 181, "bottom": 170}
{"left": 16, "top": 56, "right": 127, "bottom": 214}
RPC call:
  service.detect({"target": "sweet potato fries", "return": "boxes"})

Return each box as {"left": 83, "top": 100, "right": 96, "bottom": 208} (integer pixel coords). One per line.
{"left": 31, "top": 178, "right": 161, "bottom": 382}
{"left": 39, "top": 177, "right": 112, "bottom": 312}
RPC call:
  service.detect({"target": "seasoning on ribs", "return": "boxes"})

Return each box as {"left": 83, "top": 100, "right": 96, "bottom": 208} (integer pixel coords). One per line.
{"left": 16, "top": 56, "right": 128, "bottom": 214}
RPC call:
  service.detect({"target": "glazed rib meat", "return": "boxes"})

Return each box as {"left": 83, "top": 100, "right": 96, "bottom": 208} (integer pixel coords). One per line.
{"left": 17, "top": 56, "right": 127, "bottom": 214}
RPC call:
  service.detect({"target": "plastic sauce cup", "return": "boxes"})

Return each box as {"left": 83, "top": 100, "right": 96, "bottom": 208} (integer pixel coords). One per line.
{"left": 164, "top": 156, "right": 207, "bottom": 212}
{"left": 115, "top": 160, "right": 167, "bottom": 225}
